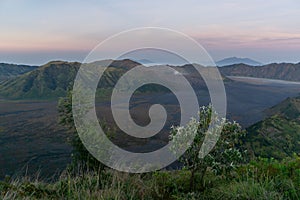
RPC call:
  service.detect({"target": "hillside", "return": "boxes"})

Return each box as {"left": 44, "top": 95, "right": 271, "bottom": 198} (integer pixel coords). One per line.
{"left": 0, "top": 63, "right": 38, "bottom": 81}
{"left": 266, "top": 96, "right": 300, "bottom": 119}
{"left": 216, "top": 57, "right": 262, "bottom": 66}
{"left": 0, "top": 61, "right": 80, "bottom": 99}
{"left": 245, "top": 96, "right": 300, "bottom": 159}
{"left": 219, "top": 63, "right": 300, "bottom": 81}
{"left": 0, "top": 59, "right": 142, "bottom": 100}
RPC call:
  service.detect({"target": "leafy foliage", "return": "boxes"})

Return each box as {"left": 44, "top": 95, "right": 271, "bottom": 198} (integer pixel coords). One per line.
{"left": 170, "top": 105, "right": 247, "bottom": 189}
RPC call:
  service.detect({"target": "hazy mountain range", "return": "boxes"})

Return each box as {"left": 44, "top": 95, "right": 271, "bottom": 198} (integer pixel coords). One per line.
{"left": 216, "top": 57, "right": 262, "bottom": 66}
{"left": 219, "top": 62, "right": 300, "bottom": 82}
{"left": 0, "top": 59, "right": 299, "bottom": 100}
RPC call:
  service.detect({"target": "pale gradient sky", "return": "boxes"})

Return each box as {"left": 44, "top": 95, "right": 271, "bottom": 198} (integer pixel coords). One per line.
{"left": 0, "top": 0, "right": 300, "bottom": 65}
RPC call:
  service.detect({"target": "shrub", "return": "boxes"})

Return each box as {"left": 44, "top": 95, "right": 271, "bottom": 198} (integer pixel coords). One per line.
{"left": 170, "top": 105, "right": 247, "bottom": 190}
{"left": 58, "top": 90, "right": 115, "bottom": 172}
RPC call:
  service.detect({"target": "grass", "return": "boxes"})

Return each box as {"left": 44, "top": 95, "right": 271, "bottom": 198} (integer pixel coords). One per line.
{"left": 1, "top": 156, "right": 299, "bottom": 200}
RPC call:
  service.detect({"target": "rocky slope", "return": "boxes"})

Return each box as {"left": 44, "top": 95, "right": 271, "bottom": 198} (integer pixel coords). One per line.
{"left": 219, "top": 63, "right": 300, "bottom": 81}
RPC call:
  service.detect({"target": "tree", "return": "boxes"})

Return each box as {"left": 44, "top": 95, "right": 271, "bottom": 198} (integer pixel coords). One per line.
{"left": 58, "top": 90, "right": 114, "bottom": 172}
{"left": 170, "top": 105, "right": 247, "bottom": 190}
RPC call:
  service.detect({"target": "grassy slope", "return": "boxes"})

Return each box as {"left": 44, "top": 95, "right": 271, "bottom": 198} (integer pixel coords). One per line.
{"left": 245, "top": 96, "right": 300, "bottom": 159}
{"left": 0, "top": 60, "right": 141, "bottom": 100}
{"left": 0, "top": 63, "right": 38, "bottom": 81}
{"left": 0, "top": 61, "right": 80, "bottom": 100}
{"left": 0, "top": 59, "right": 171, "bottom": 100}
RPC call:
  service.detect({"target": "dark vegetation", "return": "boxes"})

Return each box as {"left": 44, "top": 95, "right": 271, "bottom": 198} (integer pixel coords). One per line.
{"left": 0, "top": 156, "right": 299, "bottom": 199}
{"left": 245, "top": 96, "right": 300, "bottom": 160}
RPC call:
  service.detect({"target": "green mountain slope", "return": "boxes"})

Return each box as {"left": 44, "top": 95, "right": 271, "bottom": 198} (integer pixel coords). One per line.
{"left": 266, "top": 96, "right": 300, "bottom": 119}
{"left": 219, "top": 63, "right": 300, "bottom": 81}
{"left": 0, "top": 63, "right": 38, "bottom": 81}
{"left": 0, "top": 59, "right": 141, "bottom": 100}
{"left": 245, "top": 96, "right": 300, "bottom": 159}
{"left": 0, "top": 61, "right": 80, "bottom": 99}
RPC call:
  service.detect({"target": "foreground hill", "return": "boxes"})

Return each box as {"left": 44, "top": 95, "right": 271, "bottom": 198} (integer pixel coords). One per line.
{"left": 0, "top": 59, "right": 141, "bottom": 99}
{"left": 216, "top": 57, "right": 262, "bottom": 66}
{"left": 0, "top": 63, "right": 38, "bottom": 81}
{"left": 245, "top": 96, "right": 300, "bottom": 159}
{"left": 219, "top": 63, "right": 300, "bottom": 81}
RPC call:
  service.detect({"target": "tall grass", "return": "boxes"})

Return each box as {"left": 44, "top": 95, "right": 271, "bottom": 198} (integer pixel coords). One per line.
{"left": 1, "top": 156, "right": 299, "bottom": 199}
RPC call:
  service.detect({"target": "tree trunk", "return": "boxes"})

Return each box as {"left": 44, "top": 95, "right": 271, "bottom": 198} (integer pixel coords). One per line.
{"left": 199, "top": 167, "right": 207, "bottom": 190}
{"left": 189, "top": 169, "right": 195, "bottom": 191}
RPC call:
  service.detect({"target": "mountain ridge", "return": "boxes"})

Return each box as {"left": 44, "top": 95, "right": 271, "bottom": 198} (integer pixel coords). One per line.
{"left": 216, "top": 57, "right": 262, "bottom": 66}
{"left": 0, "top": 63, "right": 38, "bottom": 81}
{"left": 219, "top": 62, "right": 300, "bottom": 82}
{"left": 1, "top": 59, "right": 300, "bottom": 99}
{"left": 0, "top": 59, "right": 141, "bottom": 99}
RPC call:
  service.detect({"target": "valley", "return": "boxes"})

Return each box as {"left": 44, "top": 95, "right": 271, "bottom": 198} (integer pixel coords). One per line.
{"left": 0, "top": 101, "right": 72, "bottom": 180}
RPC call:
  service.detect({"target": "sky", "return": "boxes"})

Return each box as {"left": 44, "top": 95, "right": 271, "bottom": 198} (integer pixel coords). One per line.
{"left": 0, "top": 0, "right": 300, "bottom": 65}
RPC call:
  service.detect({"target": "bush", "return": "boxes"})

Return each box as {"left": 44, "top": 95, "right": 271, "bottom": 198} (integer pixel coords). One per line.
{"left": 170, "top": 105, "right": 247, "bottom": 190}
{"left": 58, "top": 90, "right": 115, "bottom": 172}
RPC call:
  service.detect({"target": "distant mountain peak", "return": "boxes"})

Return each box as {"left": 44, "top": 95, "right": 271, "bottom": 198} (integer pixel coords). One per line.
{"left": 216, "top": 57, "right": 262, "bottom": 67}
{"left": 136, "top": 59, "right": 154, "bottom": 64}
{"left": 41, "top": 60, "right": 80, "bottom": 68}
